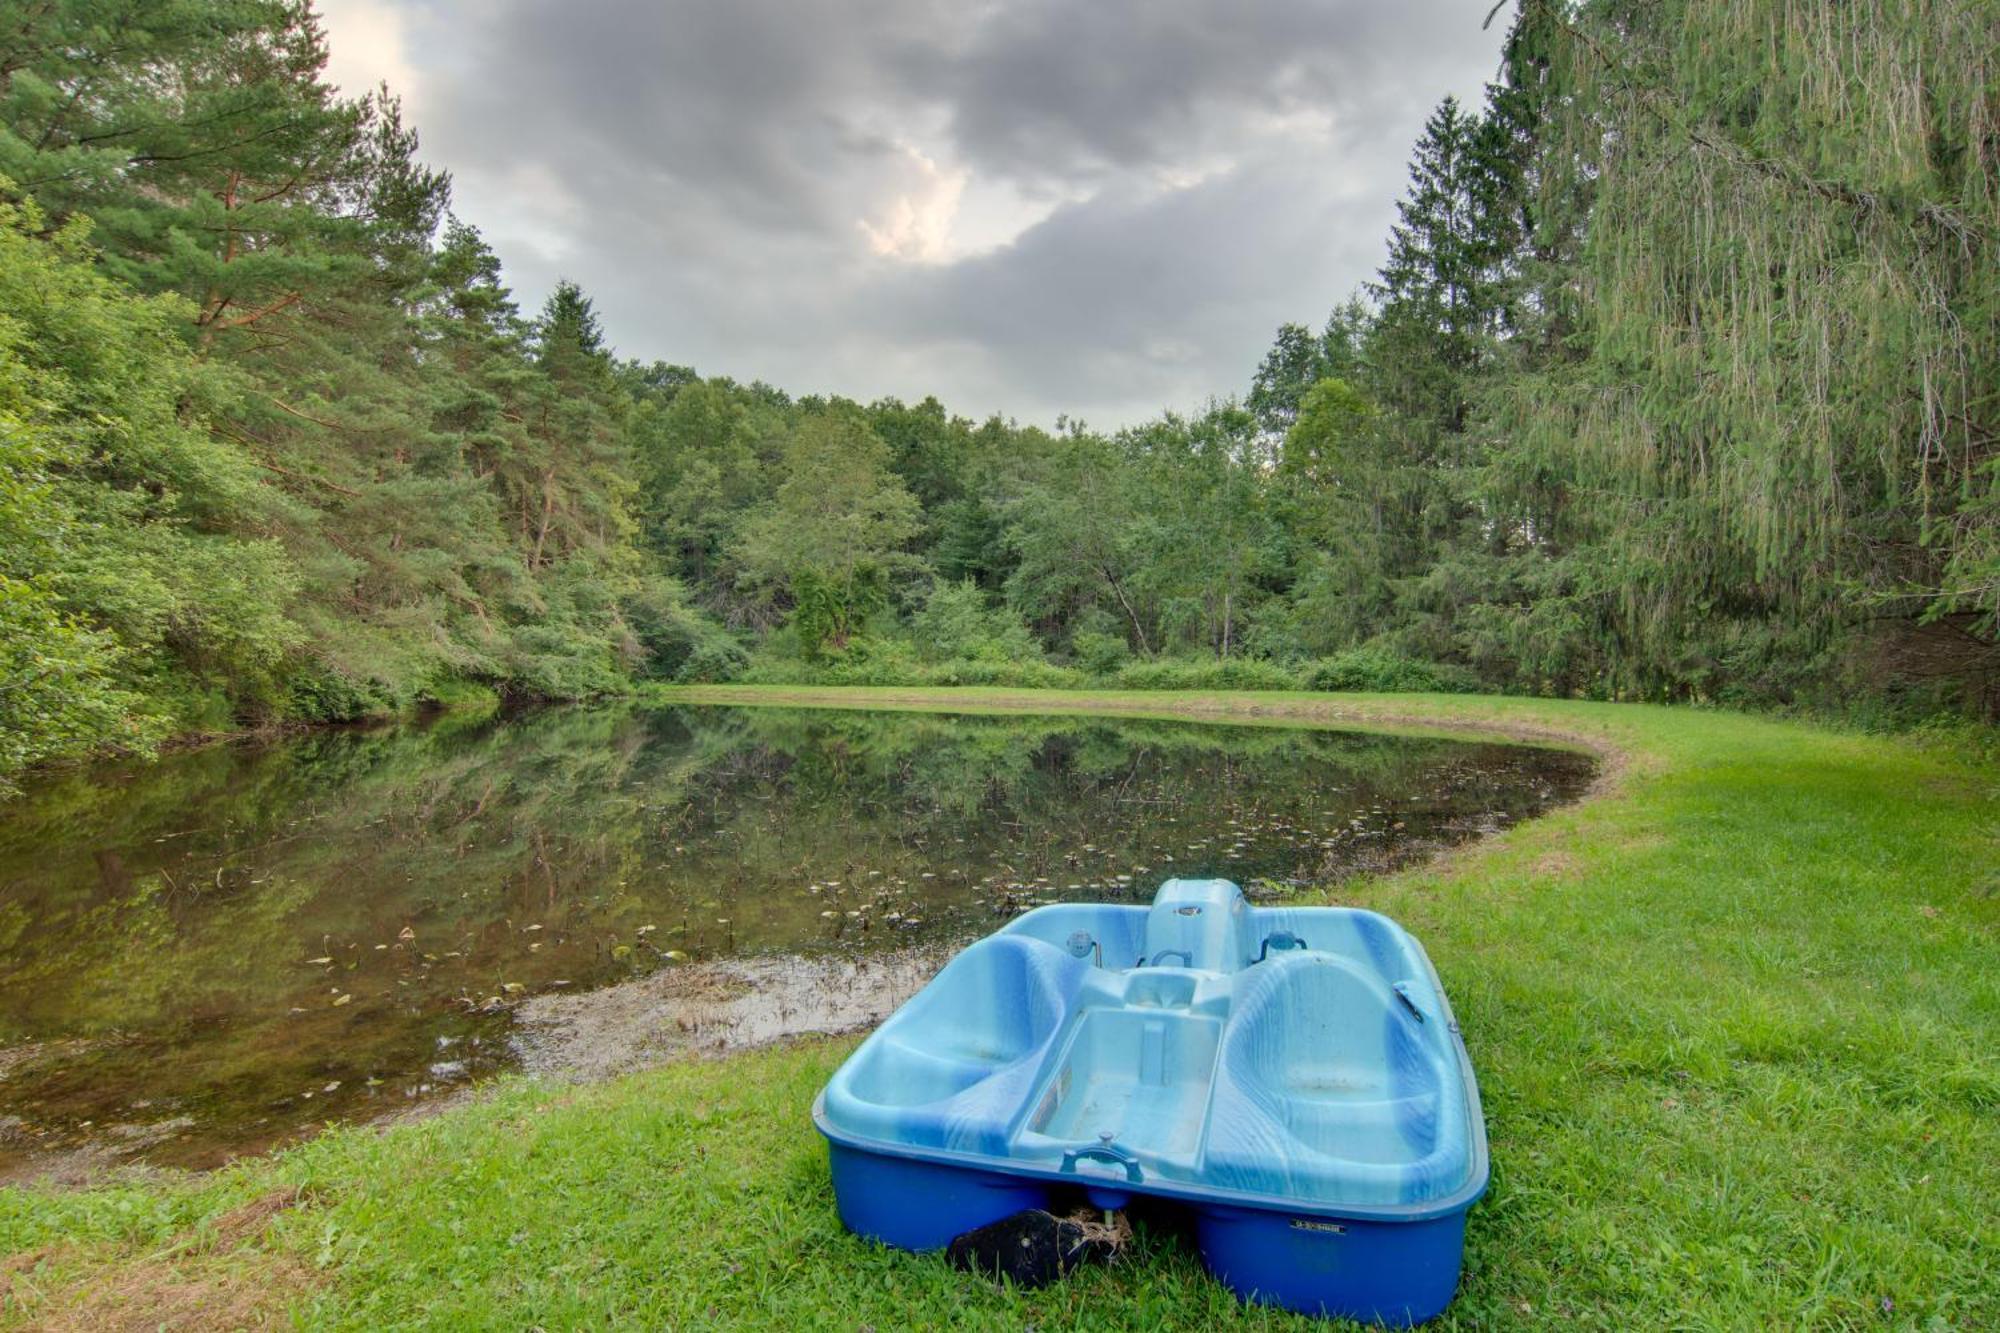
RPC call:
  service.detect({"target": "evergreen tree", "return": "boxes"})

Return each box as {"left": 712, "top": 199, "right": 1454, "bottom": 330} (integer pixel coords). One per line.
{"left": 535, "top": 279, "right": 607, "bottom": 367}
{"left": 932, "top": 494, "right": 1012, "bottom": 591}
{"left": 1369, "top": 95, "right": 1513, "bottom": 433}
{"left": 3, "top": 2, "right": 447, "bottom": 350}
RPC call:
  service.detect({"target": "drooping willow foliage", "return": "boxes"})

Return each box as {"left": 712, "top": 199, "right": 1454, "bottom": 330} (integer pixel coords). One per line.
{"left": 1488, "top": 0, "right": 1998, "bottom": 702}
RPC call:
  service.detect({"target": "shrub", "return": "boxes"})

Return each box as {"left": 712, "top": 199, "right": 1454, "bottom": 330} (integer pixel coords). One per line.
{"left": 1302, "top": 648, "right": 1480, "bottom": 694}
{"left": 1070, "top": 629, "right": 1132, "bottom": 677}
{"left": 0, "top": 576, "right": 157, "bottom": 791}
{"left": 674, "top": 635, "right": 750, "bottom": 684}
{"left": 733, "top": 638, "right": 1087, "bottom": 690}
{"left": 420, "top": 677, "right": 503, "bottom": 718}
{"left": 1109, "top": 657, "right": 1302, "bottom": 691}
{"left": 907, "top": 579, "right": 1043, "bottom": 665}
{"left": 919, "top": 659, "right": 1087, "bottom": 689}
{"left": 285, "top": 663, "right": 392, "bottom": 723}
{"left": 737, "top": 634, "right": 920, "bottom": 686}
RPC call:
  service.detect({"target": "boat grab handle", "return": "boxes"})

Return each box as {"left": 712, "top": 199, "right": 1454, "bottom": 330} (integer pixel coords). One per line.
{"left": 1254, "top": 930, "right": 1307, "bottom": 962}
{"left": 1142, "top": 949, "right": 1193, "bottom": 968}
{"left": 1061, "top": 1142, "right": 1143, "bottom": 1183}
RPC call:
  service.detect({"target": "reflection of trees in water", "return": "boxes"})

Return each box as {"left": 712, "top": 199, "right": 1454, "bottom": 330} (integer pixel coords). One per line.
{"left": 673, "top": 705, "right": 1490, "bottom": 814}
{"left": 0, "top": 706, "right": 1590, "bottom": 1034}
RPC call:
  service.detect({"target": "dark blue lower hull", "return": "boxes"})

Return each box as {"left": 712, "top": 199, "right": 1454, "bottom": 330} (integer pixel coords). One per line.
{"left": 1192, "top": 1200, "right": 1470, "bottom": 1325}
{"left": 825, "top": 1137, "right": 1472, "bottom": 1325}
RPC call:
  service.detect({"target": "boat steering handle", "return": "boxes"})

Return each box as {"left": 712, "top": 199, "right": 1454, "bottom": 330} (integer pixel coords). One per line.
{"left": 1143, "top": 949, "right": 1193, "bottom": 968}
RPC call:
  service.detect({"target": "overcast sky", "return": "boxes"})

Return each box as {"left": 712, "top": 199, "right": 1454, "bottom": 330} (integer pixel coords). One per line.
{"left": 317, "top": 1, "right": 1508, "bottom": 429}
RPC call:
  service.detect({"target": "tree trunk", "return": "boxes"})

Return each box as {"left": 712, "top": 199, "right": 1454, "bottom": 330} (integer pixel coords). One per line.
{"left": 531, "top": 472, "right": 556, "bottom": 568}
{"left": 1101, "top": 565, "right": 1152, "bottom": 656}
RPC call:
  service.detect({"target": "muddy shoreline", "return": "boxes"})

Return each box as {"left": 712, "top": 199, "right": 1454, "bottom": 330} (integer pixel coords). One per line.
{"left": 510, "top": 946, "right": 955, "bottom": 1081}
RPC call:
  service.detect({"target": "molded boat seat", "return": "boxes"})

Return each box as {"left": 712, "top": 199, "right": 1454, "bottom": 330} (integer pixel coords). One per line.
{"left": 994, "top": 902, "right": 1149, "bottom": 969}
{"left": 823, "top": 934, "right": 1091, "bottom": 1155}
{"left": 1205, "top": 952, "right": 1470, "bottom": 1206}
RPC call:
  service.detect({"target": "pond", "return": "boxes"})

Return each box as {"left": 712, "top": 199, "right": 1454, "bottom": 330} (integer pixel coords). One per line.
{"left": 0, "top": 704, "right": 1593, "bottom": 1177}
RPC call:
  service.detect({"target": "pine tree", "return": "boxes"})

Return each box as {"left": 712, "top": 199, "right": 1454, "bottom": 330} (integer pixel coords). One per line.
{"left": 0, "top": 2, "right": 279, "bottom": 206}
{"left": 535, "top": 280, "right": 608, "bottom": 367}
{"left": 3, "top": 2, "right": 447, "bottom": 351}
{"left": 1369, "top": 95, "right": 1513, "bottom": 432}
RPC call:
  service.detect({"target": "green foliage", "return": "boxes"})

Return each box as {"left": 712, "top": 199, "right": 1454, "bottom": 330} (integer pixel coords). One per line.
{"left": 673, "top": 636, "right": 752, "bottom": 685}
{"left": 1303, "top": 649, "right": 1481, "bottom": 695}
{"left": 418, "top": 677, "right": 502, "bottom": 717}
{"left": 0, "top": 577, "right": 151, "bottom": 792}
{"left": 734, "top": 649, "right": 1087, "bottom": 691}
{"left": 1480, "top": 0, "right": 1998, "bottom": 704}
{"left": 1371, "top": 94, "right": 1513, "bottom": 431}
{"left": 738, "top": 633, "right": 918, "bottom": 687}
{"left": 918, "top": 658, "right": 1088, "bottom": 689}
{"left": 1070, "top": 628, "right": 1133, "bottom": 677}
{"left": 1, "top": 1, "right": 448, "bottom": 350}
{"left": 790, "top": 565, "right": 886, "bottom": 662}
{"left": 730, "top": 407, "right": 922, "bottom": 658}
{"left": 1110, "top": 657, "right": 1302, "bottom": 692}
{"left": 0, "top": 189, "right": 300, "bottom": 776}
{"left": 1279, "top": 377, "right": 1377, "bottom": 487}
{"left": 1229, "top": 0, "right": 1995, "bottom": 716}
{"left": 1246, "top": 300, "right": 1368, "bottom": 438}
{"left": 907, "top": 579, "right": 1042, "bottom": 665}
{"left": 0, "top": 5, "right": 748, "bottom": 786}
{"left": 1118, "top": 403, "right": 1279, "bottom": 659}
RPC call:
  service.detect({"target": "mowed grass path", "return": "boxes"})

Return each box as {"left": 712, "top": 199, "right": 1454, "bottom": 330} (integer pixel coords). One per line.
{"left": 1, "top": 690, "right": 1994, "bottom": 1329}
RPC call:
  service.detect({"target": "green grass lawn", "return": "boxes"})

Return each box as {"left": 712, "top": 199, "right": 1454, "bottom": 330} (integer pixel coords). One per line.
{"left": 2, "top": 690, "right": 1994, "bottom": 1329}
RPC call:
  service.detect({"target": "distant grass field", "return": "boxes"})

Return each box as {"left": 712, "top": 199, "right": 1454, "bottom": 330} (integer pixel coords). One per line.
{"left": 2, "top": 689, "right": 1994, "bottom": 1329}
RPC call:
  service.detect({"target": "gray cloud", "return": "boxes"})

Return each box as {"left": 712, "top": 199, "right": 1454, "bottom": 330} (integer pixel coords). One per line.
{"left": 320, "top": 0, "right": 1507, "bottom": 427}
{"left": 907, "top": 2, "right": 1477, "bottom": 185}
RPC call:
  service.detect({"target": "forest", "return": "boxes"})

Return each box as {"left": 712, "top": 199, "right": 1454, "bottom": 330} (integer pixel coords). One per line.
{"left": 2, "top": 0, "right": 1994, "bottom": 794}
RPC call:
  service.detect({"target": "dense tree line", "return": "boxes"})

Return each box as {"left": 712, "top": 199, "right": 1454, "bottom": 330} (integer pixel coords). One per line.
{"left": 1, "top": 0, "right": 1993, "bottom": 792}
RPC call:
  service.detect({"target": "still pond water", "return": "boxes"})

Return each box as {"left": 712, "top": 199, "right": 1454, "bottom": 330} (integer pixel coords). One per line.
{"left": 0, "top": 704, "right": 1592, "bottom": 1175}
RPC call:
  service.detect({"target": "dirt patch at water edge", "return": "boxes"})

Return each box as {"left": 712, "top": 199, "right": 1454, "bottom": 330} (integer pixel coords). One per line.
{"left": 510, "top": 946, "right": 957, "bottom": 1082}
{"left": 0, "top": 1113, "right": 195, "bottom": 1190}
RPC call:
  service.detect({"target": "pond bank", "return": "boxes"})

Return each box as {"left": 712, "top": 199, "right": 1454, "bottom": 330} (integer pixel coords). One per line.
{"left": 0, "top": 691, "right": 1993, "bottom": 1329}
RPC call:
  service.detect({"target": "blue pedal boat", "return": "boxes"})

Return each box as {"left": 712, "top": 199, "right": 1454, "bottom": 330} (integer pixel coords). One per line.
{"left": 814, "top": 878, "right": 1489, "bottom": 1324}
